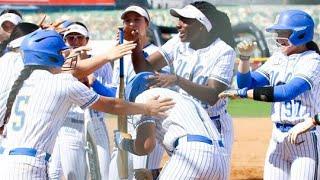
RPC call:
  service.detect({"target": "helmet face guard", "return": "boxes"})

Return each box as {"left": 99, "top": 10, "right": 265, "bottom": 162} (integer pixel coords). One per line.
{"left": 61, "top": 52, "right": 79, "bottom": 71}
{"left": 266, "top": 10, "right": 314, "bottom": 46}
{"left": 21, "top": 29, "right": 69, "bottom": 68}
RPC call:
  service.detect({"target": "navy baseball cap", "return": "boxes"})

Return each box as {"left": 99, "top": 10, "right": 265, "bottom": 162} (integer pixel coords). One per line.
{"left": 125, "top": 72, "right": 154, "bottom": 102}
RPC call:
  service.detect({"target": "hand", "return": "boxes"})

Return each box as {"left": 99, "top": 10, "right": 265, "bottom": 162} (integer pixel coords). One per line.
{"left": 38, "top": 15, "right": 67, "bottom": 34}
{"left": 237, "top": 40, "right": 255, "bottom": 57}
{"left": 218, "top": 88, "right": 248, "bottom": 99}
{"left": 147, "top": 72, "right": 178, "bottom": 88}
{"left": 114, "top": 130, "right": 132, "bottom": 150}
{"left": 87, "top": 74, "right": 96, "bottom": 87}
{"left": 123, "top": 26, "right": 139, "bottom": 42}
{"left": 287, "top": 118, "right": 316, "bottom": 144}
{"left": 134, "top": 168, "right": 153, "bottom": 180}
{"left": 105, "top": 41, "right": 137, "bottom": 61}
{"left": 144, "top": 95, "right": 175, "bottom": 117}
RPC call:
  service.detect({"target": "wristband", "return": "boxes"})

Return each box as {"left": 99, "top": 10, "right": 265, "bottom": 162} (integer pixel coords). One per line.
{"left": 314, "top": 114, "right": 320, "bottom": 125}
{"left": 239, "top": 55, "right": 250, "bottom": 61}
{"left": 237, "top": 88, "right": 248, "bottom": 98}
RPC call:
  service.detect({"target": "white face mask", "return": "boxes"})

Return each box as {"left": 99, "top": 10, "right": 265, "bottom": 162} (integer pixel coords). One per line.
{"left": 266, "top": 37, "right": 293, "bottom": 55}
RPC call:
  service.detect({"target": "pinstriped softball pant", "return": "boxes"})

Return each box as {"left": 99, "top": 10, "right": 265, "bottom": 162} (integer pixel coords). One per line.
{"left": 159, "top": 142, "right": 228, "bottom": 180}
{"left": 264, "top": 128, "right": 320, "bottom": 180}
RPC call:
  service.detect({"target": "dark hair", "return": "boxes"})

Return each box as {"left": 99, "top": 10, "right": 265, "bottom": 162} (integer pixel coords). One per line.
{"left": 0, "top": 22, "right": 39, "bottom": 55}
{"left": 0, "top": 9, "right": 22, "bottom": 18}
{"left": 191, "top": 1, "right": 236, "bottom": 48}
{"left": 306, "top": 41, "right": 320, "bottom": 55}
{"left": 2, "top": 65, "right": 49, "bottom": 130}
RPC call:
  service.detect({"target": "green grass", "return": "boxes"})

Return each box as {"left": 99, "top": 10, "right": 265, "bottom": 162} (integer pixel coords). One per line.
{"left": 227, "top": 99, "right": 271, "bottom": 118}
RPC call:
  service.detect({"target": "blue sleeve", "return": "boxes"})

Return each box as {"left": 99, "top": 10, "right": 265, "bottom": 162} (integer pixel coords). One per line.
{"left": 237, "top": 71, "right": 269, "bottom": 89}
{"left": 273, "top": 77, "right": 311, "bottom": 102}
{"left": 91, "top": 80, "right": 116, "bottom": 97}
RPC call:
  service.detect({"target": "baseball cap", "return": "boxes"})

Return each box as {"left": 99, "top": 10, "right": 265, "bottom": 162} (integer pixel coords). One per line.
{"left": 121, "top": 5, "right": 150, "bottom": 22}
{"left": 170, "top": 5, "right": 212, "bottom": 32}
{"left": 0, "top": 12, "right": 22, "bottom": 26}
{"left": 64, "top": 23, "right": 89, "bottom": 38}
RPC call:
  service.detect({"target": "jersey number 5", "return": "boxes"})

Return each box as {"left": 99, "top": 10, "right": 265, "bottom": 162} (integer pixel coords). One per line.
{"left": 12, "top": 96, "right": 30, "bottom": 131}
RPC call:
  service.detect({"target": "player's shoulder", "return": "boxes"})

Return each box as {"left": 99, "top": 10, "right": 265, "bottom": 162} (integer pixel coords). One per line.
{"left": 299, "top": 50, "right": 320, "bottom": 61}
{"left": 209, "top": 38, "right": 235, "bottom": 54}
{"left": 143, "top": 43, "right": 159, "bottom": 54}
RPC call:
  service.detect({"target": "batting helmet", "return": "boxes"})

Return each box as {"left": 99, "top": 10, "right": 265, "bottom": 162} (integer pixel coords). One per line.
{"left": 266, "top": 10, "right": 314, "bottom": 46}
{"left": 125, "top": 72, "right": 154, "bottom": 102}
{"left": 21, "top": 29, "right": 68, "bottom": 68}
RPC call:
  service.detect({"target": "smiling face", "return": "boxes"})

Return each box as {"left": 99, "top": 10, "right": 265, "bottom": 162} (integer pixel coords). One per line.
{"left": 274, "top": 30, "right": 301, "bottom": 55}
{"left": 176, "top": 16, "right": 203, "bottom": 43}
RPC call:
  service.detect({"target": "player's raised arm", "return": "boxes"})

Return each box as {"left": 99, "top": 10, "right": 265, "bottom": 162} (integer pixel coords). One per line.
{"left": 70, "top": 41, "right": 137, "bottom": 79}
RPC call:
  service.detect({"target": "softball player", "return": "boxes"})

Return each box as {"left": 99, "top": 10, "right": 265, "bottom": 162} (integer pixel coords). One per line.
{"left": 109, "top": 6, "right": 165, "bottom": 179}
{"left": 49, "top": 21, "right": 112, "bottom": 180}
{"left": 220, "top": 10, "right": 320, "bottom": 180}
{"left": 129, "top": 1, "right": 236, "bottom": 177}
{"left": 114, "top": 72, "right": 228, "bottom": 179}
{"left": 0, "top": 29, "right": 173, "bottom": 179}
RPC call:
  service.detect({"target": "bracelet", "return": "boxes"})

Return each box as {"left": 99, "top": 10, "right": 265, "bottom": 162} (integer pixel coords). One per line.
{"left": 239, "top": 55, "right": 250, "bottom": 61}
{"left": 314, "top": 114, "right": 320, "bottom": 125}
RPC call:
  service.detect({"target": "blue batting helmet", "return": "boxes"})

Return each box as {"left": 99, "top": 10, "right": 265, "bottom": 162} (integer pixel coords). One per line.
{"left": 266, "top": 10, "right": 314, "bottom": 46}
{"left": 21, "top": 29, "right": 69, "bottom": 68}
{"left": 125, "top": 72, "right": 154, "bottom": 102}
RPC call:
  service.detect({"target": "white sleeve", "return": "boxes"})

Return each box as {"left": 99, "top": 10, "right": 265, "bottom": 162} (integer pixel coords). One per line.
{"left": 131, "top": 93, "right": 155, "bottom": 128}
{"left": 68, "top": 80, "right": 100, "bottom": 109}
{"left": 294, "top": 56, "right": 320, "bottom": 89}
{"left": 209, "top": 49, "right": 236, "bottom": 86}
{"left": 158, "top": 35, "right": 180, "bottom": 65}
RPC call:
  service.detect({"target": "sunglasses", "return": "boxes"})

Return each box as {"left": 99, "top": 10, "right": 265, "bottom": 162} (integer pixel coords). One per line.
{"left": 65, "top": 35, "right": 86, "bottom": 41}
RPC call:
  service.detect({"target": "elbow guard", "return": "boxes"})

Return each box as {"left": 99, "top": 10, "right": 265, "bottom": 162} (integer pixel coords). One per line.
{"left": 253, "top": 86, "right": 274, "bottom": 102}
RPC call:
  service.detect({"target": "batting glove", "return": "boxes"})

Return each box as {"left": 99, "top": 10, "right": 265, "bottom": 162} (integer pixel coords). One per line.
{"left": 218, "top": 87, "right": 248, "bottom": 99}
{"left": 114, "top": 130, "right": 132, "bottom": 150}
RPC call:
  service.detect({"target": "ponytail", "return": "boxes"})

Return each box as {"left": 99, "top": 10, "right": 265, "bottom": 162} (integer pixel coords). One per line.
{"left": 1, "top": 65, "right": 49, "bottom": 130}
{"left": 306, "top": 41, "right": 320, "bottom": 55}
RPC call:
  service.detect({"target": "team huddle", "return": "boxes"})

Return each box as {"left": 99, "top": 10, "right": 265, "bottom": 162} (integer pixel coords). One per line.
{"left": 0, "top": 1, "right": 319, "bottom": 180}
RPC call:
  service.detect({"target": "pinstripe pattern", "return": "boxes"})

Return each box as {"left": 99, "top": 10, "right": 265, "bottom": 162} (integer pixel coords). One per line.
{"left": 158, "top": 34, "right": 236, "bottom": 160}
{"left": 256, "top": 51, "right": 320, "bottom": 179}
{"left": 49, "top": 62, "right": 113, "bottom": 180}
{"left": 109, "top": 43, "right": 165, "bottom": 179}
{"left": 0, "top": 61, "right": 99, "bottom": 179}
{"left": 133, "top": 88, "right": 228, "bottom": 179}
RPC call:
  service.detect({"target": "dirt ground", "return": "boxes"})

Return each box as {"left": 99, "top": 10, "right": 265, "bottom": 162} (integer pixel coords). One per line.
{"left": 106, "top": 117, "right": 272, "bottom": 180}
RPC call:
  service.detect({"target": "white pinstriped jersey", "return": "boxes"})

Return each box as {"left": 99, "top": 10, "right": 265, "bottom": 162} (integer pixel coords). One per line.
{"left": 256, "top": 51, "right": 320, "bottom": 124}
{"left": 0, "top": 52, "right": 24, "bottom": 125}
{"left": 159, "top": 35, "right": 236, "bottom": 117}
{"left": 2, "top": 70, "right": 99, "bottom": 154}
{"left": 132, "top": 88, "right": 221, "bottom": 152}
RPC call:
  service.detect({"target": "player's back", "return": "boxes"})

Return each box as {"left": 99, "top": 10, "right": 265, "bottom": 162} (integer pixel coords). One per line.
{"left": 3, "top": 70, "right": 97, "bottom": 154}
{"left": 135, "top": 88, "right": 221, "bottom": 149}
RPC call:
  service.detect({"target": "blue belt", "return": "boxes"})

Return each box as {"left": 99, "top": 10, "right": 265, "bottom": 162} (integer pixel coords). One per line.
{"left": 276, "top": 123, "right": 316, "bottom": 133}
{"left": 211, "top": 115, "right": 222, "bottom": 134}
{"left": 70, "top": 118, "right": 84, "bottom": 124}
{"left": 0, "top": 147, "right": 51, "bottom": 162}
{"left": 173, "top": 134, "right": 224, "bottom": 148}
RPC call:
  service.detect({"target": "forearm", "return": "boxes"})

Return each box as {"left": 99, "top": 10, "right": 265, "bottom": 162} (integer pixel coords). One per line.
{"left": 177, "top": 77, "right": 221, "bottom": 106}
{"left": 132, "top": 48, "right": 153, "bottom": 73}
{"left": 72, "top": 54, "right": 110, "bottom": 79}
{"left": 238, "top": 59, "right": 251, "bottom": 73}
{"left": 91, "top": 80, "right": 116, "bottom": 97}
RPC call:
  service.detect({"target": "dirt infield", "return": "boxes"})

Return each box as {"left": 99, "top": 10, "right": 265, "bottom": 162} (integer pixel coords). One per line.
{"left": 106, "top": 117, "right": 272, "bottom": 179}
